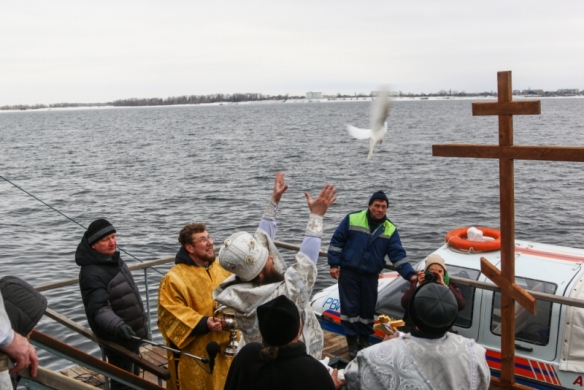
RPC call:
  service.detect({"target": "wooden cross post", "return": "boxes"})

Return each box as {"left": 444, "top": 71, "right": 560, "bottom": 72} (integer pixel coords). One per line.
{"left": 434, "top": 71, "right": 584, "bottom": 388}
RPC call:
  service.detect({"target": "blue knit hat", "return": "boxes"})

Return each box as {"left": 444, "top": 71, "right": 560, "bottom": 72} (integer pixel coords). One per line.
{"left": 368, "top": 190, "right": 389, "bottom": 206}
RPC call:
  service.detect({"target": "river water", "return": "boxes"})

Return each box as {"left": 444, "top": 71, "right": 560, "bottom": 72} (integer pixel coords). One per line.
{"left": 1, "top": 97, "right": 584, "bottom": 370}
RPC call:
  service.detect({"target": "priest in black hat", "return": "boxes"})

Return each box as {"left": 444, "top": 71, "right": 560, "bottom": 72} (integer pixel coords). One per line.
{"left": 224, "top": 295, "right": 345, "bottom": 390}
{"left": 344, "top": 282, "right": 490, "bottom": 390}
{"left": 75, "top": 218, "right": 148, "bottom": 390}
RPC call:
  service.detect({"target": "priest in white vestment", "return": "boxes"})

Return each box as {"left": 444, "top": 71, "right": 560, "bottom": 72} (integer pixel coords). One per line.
{"left": 345, "top": 282, "right": 490, "bottom": 390}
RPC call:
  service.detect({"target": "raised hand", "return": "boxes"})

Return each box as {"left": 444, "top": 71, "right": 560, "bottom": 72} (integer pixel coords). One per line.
{"left": 304, "top": 184, "right": 337, "bottom": 216}
{"left": 271, "top": 172, "right": 289, "bottom": 204}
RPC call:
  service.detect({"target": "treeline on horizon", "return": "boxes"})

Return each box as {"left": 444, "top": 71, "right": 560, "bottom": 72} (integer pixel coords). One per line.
{"left": 0, "top": 93, "right": 299, "bottom": 111}
{"left": 0, "top": 102, "right": 110, "bottom": 111}
{"left": 112, "top": 93, "right": 297, "bottom": 106}
{"left": 3, "top": 88, "right": 583, "bottom": 111}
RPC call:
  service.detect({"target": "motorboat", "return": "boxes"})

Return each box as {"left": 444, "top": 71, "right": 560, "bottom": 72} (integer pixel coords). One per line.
{"left": 311, "top": 230, "right": 584, "bottom": 389}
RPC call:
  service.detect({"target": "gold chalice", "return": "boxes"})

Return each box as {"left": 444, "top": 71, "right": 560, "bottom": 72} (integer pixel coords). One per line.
{"left": 214, "top": 306, "right": 239, "bottom": 357}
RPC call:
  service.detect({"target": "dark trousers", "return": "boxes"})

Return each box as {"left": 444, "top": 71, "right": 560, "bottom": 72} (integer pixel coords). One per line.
{"left": 339, "top": 269, "right": 379, "bottom": 337}
{"left": 106, "top": 348, "right": 140, "bottom": 390}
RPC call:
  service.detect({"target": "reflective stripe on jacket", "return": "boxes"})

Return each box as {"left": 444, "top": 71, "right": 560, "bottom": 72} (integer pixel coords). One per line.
{"left": 327, "top": 210, "right": 413, "bottom": 278}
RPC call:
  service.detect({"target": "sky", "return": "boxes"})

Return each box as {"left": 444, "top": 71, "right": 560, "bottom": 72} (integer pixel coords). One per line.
{"left": 1, "top": 0, "right": 583, "bottom": 105}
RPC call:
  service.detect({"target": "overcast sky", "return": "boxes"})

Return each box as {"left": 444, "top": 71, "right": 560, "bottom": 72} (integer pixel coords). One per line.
{"left": 1, "top": 0, "right": 583, "bottom": 105}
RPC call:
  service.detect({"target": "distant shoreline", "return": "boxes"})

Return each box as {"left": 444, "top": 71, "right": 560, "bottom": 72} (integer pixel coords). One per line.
{"left": 2, "top": 95, "right": 583, "bottom": 114}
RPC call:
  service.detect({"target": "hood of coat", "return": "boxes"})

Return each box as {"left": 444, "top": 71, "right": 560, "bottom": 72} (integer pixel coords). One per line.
{"left": 174, "top": 245, "right": 216, "bottom": 267}
{"left": 75, "top": 235, "right": 120, "bottom": 267}
{"left": 0, "top": 276, "right": 47, "bottom": 336}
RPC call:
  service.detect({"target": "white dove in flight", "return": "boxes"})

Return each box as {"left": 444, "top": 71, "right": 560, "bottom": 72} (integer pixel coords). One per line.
{"left": 346, "top": 86, "right": 392, "bottom": 160}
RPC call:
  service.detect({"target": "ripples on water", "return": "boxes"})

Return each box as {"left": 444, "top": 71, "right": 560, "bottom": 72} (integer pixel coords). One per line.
{"left": 1, "top": 98, "right": 584, "bottom": 370}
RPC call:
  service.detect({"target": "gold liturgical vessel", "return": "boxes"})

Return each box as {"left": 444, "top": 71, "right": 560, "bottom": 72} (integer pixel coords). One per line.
{"left": 214, "top": 306, "right": 239, "bottom": 357}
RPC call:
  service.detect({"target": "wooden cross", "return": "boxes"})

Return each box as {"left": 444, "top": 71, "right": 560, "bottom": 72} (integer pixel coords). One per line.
{"left": 433, "top": 71, "right": 584, "bottom": 388}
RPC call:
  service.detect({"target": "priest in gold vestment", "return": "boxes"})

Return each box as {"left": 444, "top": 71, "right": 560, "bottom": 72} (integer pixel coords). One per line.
{"left": 158, "top": 223, "right": 231, "bottom": 390}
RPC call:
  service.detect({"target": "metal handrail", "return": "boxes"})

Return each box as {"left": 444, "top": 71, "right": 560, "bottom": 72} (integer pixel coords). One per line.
{"left": 30, "top": 330, "right": 165, "bottom": 390}
{"left": 33, "top": 241, "right": 584, "bottom": 319}
{"left": 32, "top": 257, "right": 176, "bottom": 388}
{"left": 275, "top": 240, "right": 584, "bottom": 309}
{"left": 34, "top": 256, "right": 175, "bottom": 292}
{"left": 43, "top": 308, "right": 169, "bottom": 380}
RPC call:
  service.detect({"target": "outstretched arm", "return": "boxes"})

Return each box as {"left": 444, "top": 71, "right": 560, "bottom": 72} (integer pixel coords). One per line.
{"left": 305, "top": 184, "right": 337, "bottom": 217}
{"left": 271, "top": 171, "right": 289, "bottom": 204}
{"left": 299, "top": 184, "right": 337, "bottom": 262}
{"left": 258, "top": 172, "right": 289, "bottom": 239}
{"left": 386, "top": 230, "right": 416, "bottom": 281}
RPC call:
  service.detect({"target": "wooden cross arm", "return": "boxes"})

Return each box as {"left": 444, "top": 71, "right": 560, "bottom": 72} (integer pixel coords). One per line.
{"left": 433, "top": 145, "right": 584, "bottom": 162}
{"left": 480, "top": 257, "right": 536, "bottom": 315}
{"left": 472, "top": 100, "right": 541, "bottom": 116}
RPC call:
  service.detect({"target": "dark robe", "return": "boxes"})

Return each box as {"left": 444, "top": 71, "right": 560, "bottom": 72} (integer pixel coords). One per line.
{"left": 224, "top": 341, "right": 335, "bottom": 390}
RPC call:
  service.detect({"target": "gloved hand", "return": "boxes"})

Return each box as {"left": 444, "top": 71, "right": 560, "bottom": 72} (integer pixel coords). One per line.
{"left": 115, "top": 323, "right": 137, "bottom": 343}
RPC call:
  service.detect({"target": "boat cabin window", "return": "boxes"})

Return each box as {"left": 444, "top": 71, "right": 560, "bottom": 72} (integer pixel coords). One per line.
{"left": 375, "top": 278, "right": 409, "bottom": 320}
{"left": 448, "top": 265, "right": 480, "bottom": 328}
{"left": 490, "top": 277, "right": 557, "bottom": 346}
{"left": 375, "top": 265, "right": 480, "bottom": 329}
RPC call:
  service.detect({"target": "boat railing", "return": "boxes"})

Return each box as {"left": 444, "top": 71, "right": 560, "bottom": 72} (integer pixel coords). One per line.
{"left": 25, "top": 240, "right": 584, "bottom": 389}
{"left": 28, "top": 329, "right": 166, "bottom": 390}
{"left": 272, "top": 241, "right": 584, "bottom": 309}
{"left": 31, "top": 257, "right": 176, "bottom": 389}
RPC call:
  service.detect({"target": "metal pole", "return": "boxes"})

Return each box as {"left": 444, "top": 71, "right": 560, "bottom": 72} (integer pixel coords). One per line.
{"left": 131, "top": 336, "right": 209, "bottom": 363}
{"left": 144, "top": 268, "right": 152, "bottom": 340}
{"left": 101, "top": 346, "right": 110, "bottom": 390}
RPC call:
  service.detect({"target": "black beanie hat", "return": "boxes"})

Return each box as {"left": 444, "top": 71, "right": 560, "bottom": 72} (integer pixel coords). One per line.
{"left": 408, "top": 282, "right": 458, "bottom": 337}
{"left": 368, "top": 190, "right": 389, "bottom": 206}
{"left": 257, "top": 295, "right": 300, "bottom": 347}
{"left": 86, "top": 218, "right": 116, "bottom": 246}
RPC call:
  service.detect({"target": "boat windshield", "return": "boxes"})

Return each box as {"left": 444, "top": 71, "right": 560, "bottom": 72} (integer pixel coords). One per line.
{"left": 375, "top": 265, "right": 481, "bottom": 328}
{"left": 490, "top": 277, "right": 557, "bottom": 346}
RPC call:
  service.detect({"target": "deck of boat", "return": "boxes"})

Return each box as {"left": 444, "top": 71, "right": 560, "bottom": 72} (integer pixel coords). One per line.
{"left": 60, "top": 344, "right": 169, "bottom": 388}
{"left": 58, "top": 330, "right": 522, "bottom": 389}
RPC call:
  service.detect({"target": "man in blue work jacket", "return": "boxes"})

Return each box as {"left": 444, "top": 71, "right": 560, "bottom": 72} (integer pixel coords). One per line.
{"left": 328, "top": 191, "right": 416, "bottom": 358}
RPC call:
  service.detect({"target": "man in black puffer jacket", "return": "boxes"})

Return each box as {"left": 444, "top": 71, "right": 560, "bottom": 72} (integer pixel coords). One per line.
{"left": 75, "top": 218, "right": 148, "bottom": 390}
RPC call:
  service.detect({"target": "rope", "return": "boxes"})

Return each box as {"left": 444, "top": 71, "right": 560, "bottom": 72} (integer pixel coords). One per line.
{"left": 1, "top": 175, "right": 87, "bottom": 230}
{"left": 446, "top": 235, "right": 475, "bottom": 253}
{"left": 0, "top": 174, "right": 166, "bottom": 276}
{"left": 445, "top": 241, "right": 477, "bottom": 255}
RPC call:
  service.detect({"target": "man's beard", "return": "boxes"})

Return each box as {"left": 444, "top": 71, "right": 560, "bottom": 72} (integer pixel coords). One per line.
{"left": 254, "top": 267, "right": 285, "bottom": 286}
{"left": 199, "top": 251, "right": 216, "bottom": 264}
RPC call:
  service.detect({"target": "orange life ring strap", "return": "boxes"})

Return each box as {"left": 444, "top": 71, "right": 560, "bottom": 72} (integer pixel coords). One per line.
{"left": 445, "top": 227, "right": 501, "bottom": 252}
